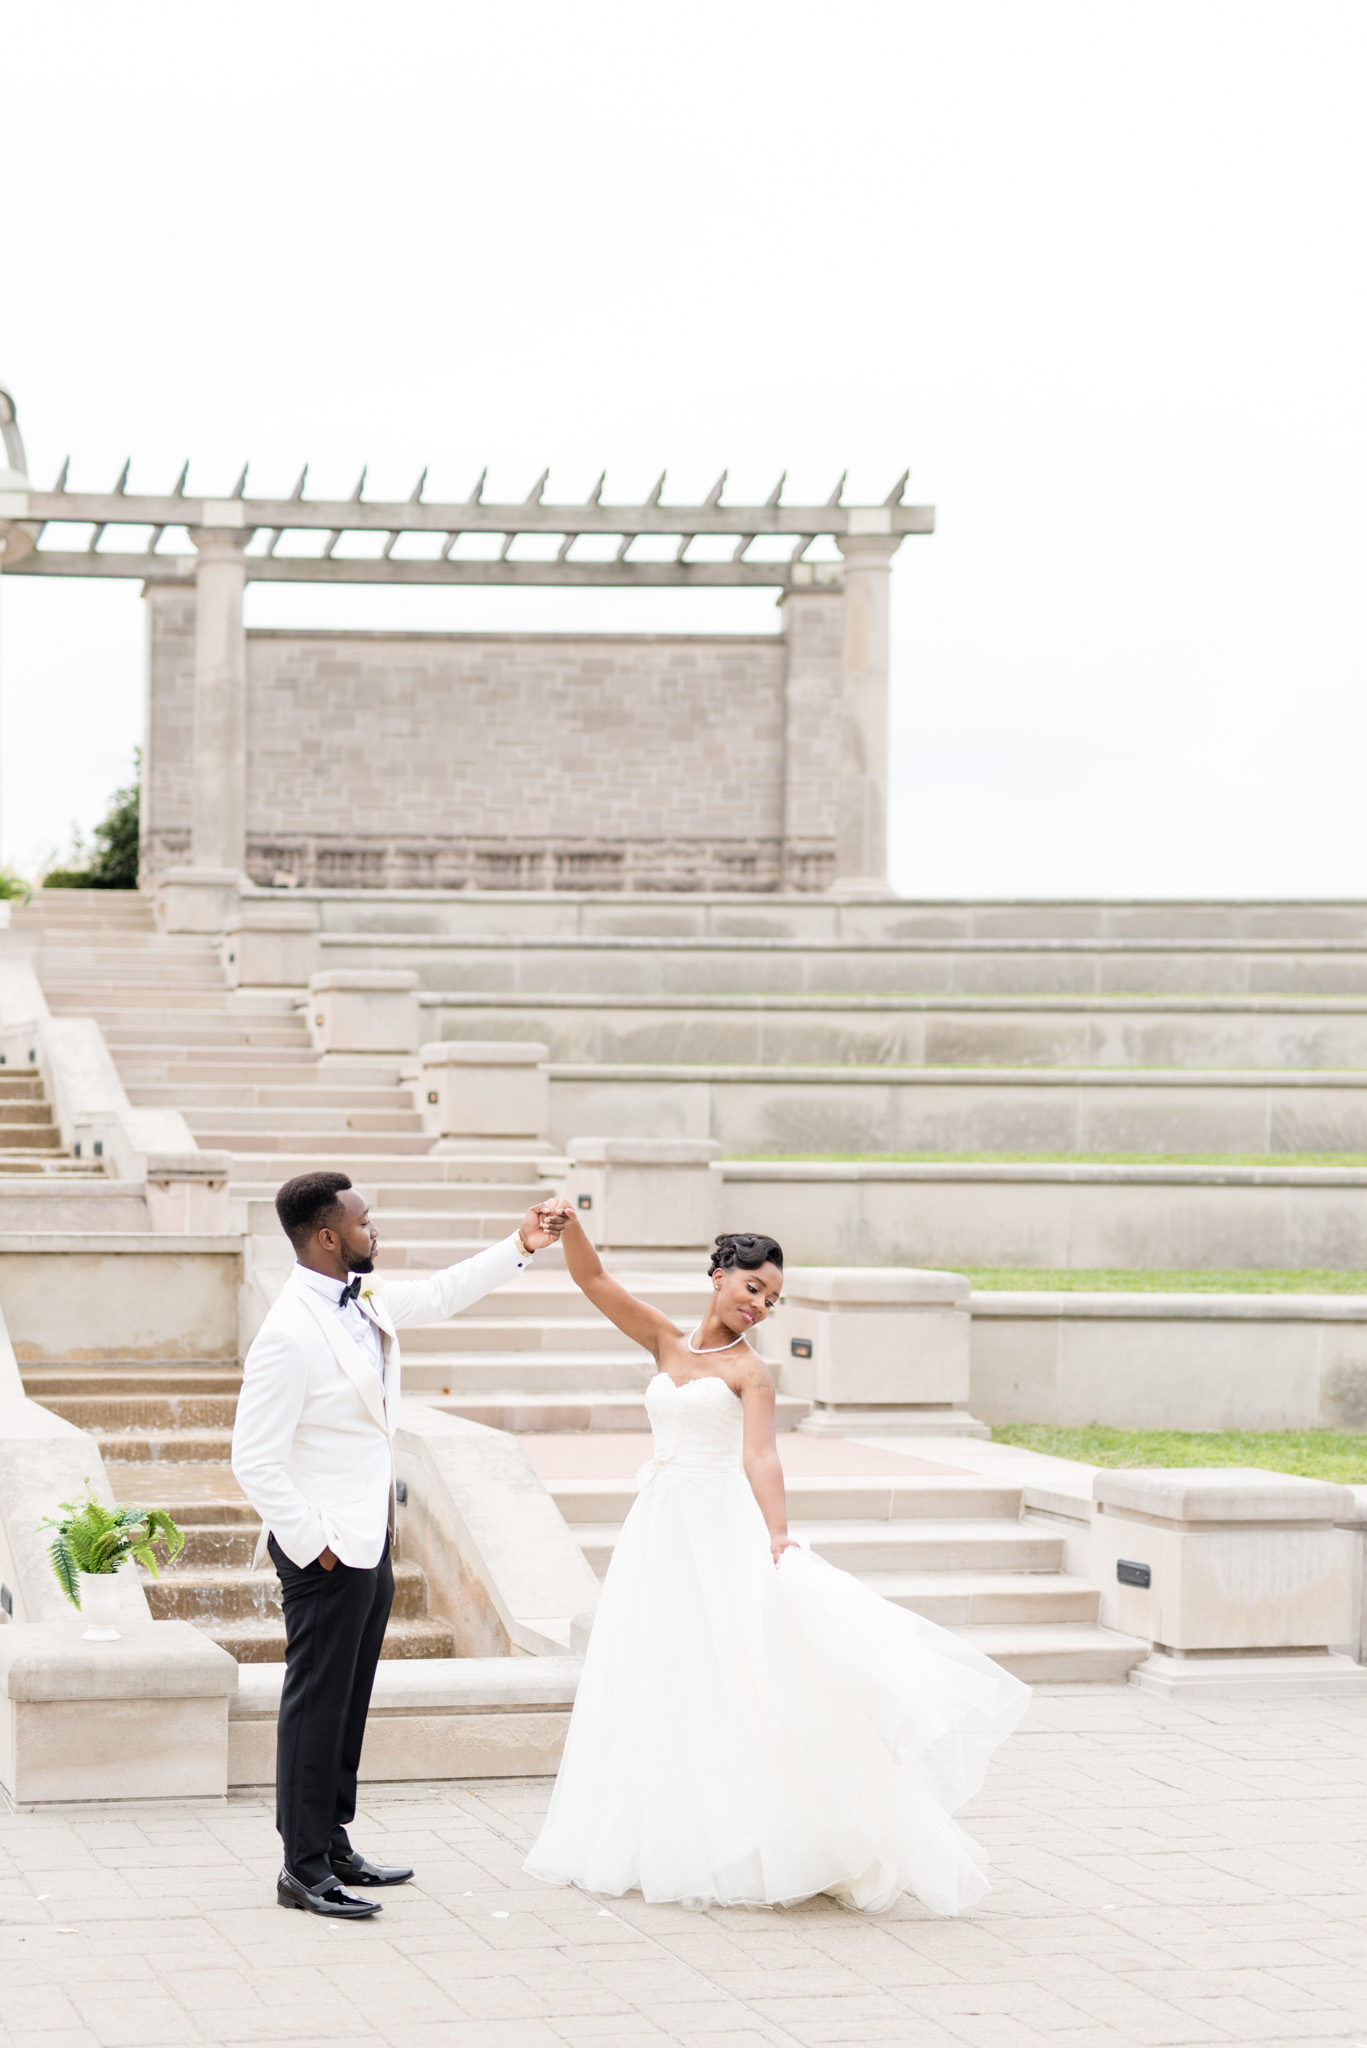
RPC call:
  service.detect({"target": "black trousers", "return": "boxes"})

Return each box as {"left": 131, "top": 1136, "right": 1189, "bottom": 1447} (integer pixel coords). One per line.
{"left": 269, "top": 1533, "right": 394, "bottom": 1888}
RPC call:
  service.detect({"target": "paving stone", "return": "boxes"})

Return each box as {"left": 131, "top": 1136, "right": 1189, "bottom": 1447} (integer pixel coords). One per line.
{"left": 2, "top": 1694, "right": 1366, "bottom": 2048}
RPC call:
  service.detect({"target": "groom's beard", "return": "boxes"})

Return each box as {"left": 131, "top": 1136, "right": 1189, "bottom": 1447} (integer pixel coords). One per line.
{"left": 349, "top": 1253, "right": 377, "bottom": 1275}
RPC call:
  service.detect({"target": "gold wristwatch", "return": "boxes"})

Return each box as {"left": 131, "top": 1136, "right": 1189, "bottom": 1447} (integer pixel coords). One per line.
{"left": 514, "top": 1229, "right": 535, "bottom": 1259}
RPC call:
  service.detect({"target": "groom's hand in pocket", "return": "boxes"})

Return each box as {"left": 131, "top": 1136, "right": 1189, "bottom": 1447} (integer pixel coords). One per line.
{"left": 318, "top": 1546, "right": 337, "bottom": 1571}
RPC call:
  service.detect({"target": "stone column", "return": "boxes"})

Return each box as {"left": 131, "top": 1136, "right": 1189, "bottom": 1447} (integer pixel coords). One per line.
{"left": 778, "top": 579, "right": 844, "bottom": 890}
{"left": 154, "top": 526, "right": 249, "bottom": 931}
{"left": 832, "top": 523, "right": 903, "bottom": 896}
{"left": 188, "top": 526, "right": 249, "bottom": 874}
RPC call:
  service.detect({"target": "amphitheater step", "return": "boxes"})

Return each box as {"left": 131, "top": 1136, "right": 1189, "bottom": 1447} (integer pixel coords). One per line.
{"left": 203, "top": 1613, "right": 457, "bottom": 1664}
{"left": 31, "top": 1392, "right": 240, "bottom": 1430}
{"left": 230, "top": 1154, "right": 557, "bottom": 1185}
{"left": 205, "top": 1129, "right": 435, "bottom": 1154}
{"left": 144, "top": 1559, "right": 434, "bottom": 1625}
{"left": 859, "top": 1570, "right": 1101, "bottom": 1624}
{"left": 430, "top": 989, "right": 1367, "bottom": 1070}
{"left": 129, "top": 1083, "right": 414, "bottom": 1111}
{"left": 546, "top": 1476, "right": 1024, "bottom": 1523}
{"left": 405, "top": 1352, "right": 651, "bottom": 1395}
{"left": 952, "top": 1622, "right": 1151, "bottom": 1682}
{"left": 430, "top": 1391, "right": 809, "bottom": 1434}
{"left": 401, "top": 1316, "right": 658, "bottom": 1354}
{"left": 24, "top": 1367, "right": 242, "bottom": 1397}
{"left": 93, "top": 1426, "right": 236, "bottom": 1462}
{"left": 311, "top": 928, "right": 1367, "bottom": 998}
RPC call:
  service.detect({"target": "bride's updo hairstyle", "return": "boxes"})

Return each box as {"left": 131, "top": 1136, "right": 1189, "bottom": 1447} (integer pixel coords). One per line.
{"left": 708, "top": 1232, "right": 783, "bottom": 1276}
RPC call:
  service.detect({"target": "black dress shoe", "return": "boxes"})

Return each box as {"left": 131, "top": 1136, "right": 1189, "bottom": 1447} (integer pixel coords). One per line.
{"left": 277, "top": 1866, "right": 381, "bottom": 1917}
{"left": 329, "top": 1848, "right": 414, "bottom": 1886}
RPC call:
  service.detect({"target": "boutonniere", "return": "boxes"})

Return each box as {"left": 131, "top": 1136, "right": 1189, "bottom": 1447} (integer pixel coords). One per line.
{"left": 361, "top": 1289, "right": 376, "bottom": 1304}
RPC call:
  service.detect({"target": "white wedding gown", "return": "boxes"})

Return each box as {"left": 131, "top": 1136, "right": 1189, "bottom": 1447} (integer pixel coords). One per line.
{"left": 524, "top": 1372, "right": 1031, "bottom": 1915}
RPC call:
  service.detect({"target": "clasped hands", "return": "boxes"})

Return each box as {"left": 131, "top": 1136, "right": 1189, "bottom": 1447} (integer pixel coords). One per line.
{"left": 520, "top": 1195, "right": 574, "bottom": 1251}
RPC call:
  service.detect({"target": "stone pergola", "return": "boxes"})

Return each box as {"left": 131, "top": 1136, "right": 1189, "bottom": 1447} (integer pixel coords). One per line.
{"left": 0, "top": 383, "right": 933, "bottom": 898}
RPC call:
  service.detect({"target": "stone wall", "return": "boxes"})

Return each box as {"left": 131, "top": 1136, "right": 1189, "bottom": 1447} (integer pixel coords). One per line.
{"left": 141, "top": 588, "right": 845, "bottom": 891}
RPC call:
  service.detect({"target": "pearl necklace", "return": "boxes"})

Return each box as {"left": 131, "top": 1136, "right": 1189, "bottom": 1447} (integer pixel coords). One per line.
{"left": 686, "top": 1324, "right": 746, "bottom": 1354}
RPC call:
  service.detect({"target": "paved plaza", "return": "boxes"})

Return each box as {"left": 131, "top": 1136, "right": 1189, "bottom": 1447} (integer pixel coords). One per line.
{"left": 1, "top": 1686, "right": 1365, "bottom": 2048}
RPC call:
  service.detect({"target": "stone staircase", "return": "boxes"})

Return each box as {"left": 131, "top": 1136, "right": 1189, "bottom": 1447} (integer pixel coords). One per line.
{"left": 20, "top": 1361, "right": 454, "bottom": 1662}
{"left": 8, "top": 888, "right": 1164, "bottom": 1681}
{"left": 547, "top": 1464, "right": 1140, "bottom": 1683}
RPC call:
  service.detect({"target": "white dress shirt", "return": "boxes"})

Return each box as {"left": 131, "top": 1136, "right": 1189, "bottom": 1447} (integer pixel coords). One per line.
{"left": 293, "top": 1261, "right": 385, "bottom": 1378}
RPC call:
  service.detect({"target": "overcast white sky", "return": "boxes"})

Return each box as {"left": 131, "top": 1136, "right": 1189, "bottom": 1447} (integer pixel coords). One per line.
{"left": 2, "top": 0, "right": 1364, "bottom": 895}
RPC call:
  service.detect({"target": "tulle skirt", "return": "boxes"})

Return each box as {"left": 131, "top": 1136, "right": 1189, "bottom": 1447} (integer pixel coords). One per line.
{"left": 524, "top": 1461, "right": 1030, "bottom": 1914}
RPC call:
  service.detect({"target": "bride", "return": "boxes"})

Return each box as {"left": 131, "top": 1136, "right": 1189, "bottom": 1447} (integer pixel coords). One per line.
{"left": 523, "top": 1220, "right": 1031, "bottom": 1916}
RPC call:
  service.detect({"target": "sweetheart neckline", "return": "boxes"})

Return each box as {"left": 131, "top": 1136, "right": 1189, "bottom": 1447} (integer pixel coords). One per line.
{"left": 652, "top": 1372, "right": 742, "bottom": 1403}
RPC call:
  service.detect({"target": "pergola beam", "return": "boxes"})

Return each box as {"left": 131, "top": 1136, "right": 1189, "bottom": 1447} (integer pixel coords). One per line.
{"left": 10, "top": 489, "right": 934, "bottom": 539}
{"left": 11, "top": 550, "right": 847, "bottom": 588}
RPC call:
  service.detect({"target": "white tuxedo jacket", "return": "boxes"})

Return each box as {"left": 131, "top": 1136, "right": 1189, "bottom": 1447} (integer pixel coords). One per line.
{"left": 231, "top": 1235, "right": 531, "bottom": 1569}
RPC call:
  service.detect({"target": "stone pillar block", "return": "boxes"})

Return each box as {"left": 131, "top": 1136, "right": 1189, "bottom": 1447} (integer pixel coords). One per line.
{"left": 1093, "top": 1467, "right": 1367, "bottom": 1697}
{"left": 153, "top": 867, "right": 243, "bottom": 936}
{"left": 307, "top": 971, "right": 420, "bottom": 1055}
{"left": 223, "top": 909, "right": 320, "bottom": 988}
{"left": 779, "top": 1267, "right": 986, "bottom": 1438}
{"left": 189, "top": 525, "right": 249, "bottom": 875}
{"left": 566, "top": 1138, "right": 722, "bottom": 1257}
{"left": 0, "top": 1620, "right": 238, "bottom": 1808}
{"left": 144, "top": 1152, "right": 232, "bottom": 1234}
{"left": 831, "top": 529, "right": 900, "bottom": 896}
{"left": 420, "top": 1042, "right": 549, "bottom": 1145}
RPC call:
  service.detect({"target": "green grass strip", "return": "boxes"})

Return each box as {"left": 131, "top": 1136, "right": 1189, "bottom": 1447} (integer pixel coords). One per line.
{"left": 993, "top": 1423, "right": 1367, "bottom": 1483}
{"left": 965, "top": 1267, "right": 1367, "bottom": 1294}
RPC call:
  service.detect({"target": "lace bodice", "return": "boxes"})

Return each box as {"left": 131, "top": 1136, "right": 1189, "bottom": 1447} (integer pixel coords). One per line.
{"left": 641, "top": 1372, "right": 744, "bottom": 1477}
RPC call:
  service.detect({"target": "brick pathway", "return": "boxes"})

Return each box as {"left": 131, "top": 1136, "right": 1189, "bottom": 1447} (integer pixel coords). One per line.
{"left": 1, "top": 1687, "right": 1365, "bottom": 2047}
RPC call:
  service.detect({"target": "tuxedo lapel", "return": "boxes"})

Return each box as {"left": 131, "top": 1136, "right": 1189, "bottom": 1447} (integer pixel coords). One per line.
{"left": 358, "top": 1291, "right": 400, "bottom": 1424}
{"left": 293, "top": 1281, "right": 389, "bottom": 1432}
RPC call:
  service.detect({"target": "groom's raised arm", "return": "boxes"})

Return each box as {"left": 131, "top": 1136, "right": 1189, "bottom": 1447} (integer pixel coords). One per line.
{"left": 381, "top": 1201, "right": 567, "bottom": 1328}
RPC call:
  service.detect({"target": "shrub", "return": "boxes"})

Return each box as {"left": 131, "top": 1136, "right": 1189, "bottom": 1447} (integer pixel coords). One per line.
{"left": 43, "top": 754, "right": 139, "bottom": 891}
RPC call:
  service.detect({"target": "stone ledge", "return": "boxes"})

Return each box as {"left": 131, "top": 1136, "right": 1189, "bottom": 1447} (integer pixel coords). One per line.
{"left": 1131, "top": 1649, "right": 1367, "bottom": 1698}
{"left": 568, "top": 1137, "right": 721, "bottom": 1166}
{"left": 784, "top": 1266, "right": 970, "bottom": 1309}
{"left": 423, "top": 990, "right": 1367, "bottom": 1013}
{"left": 724, "top": 1158, "right": 1367, "bottom": 1186}
{"left": 229, "top": 1654, "right": 580, "bottom": 1719}
{"left": 318, "top": 931, "right": 1367, "bottom": 954}
{"left": 419, "top": 1040, "right": 548, "bottom": 1067}
{"left": 1094, "top": 1466, "right": 1355, "bottom": 1524}
{"left": 551, "top": 1062, "right": 1367, "bottom": 1091}
{"left": 0, "top": 1621, "right": 237, "bottom": 1702}
{"left": 308, "top": 968, "right": 420, "bottom": 992}
{"left": 971, "top": 1291, "right": 1367, "bottom": 1322}
{"left": 0, "top": 1235, "right": 242, "bottom": 1253}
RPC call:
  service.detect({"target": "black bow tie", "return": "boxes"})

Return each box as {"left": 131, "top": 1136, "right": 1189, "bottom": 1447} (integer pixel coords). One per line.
{"left": 338, "top": 1276, "right": 362, "bottom": 1307}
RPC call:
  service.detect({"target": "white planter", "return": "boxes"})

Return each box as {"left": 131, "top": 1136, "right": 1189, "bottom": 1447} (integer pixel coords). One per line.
{"left": 77, "top": 1571, "right": 122, "bottom": 1641}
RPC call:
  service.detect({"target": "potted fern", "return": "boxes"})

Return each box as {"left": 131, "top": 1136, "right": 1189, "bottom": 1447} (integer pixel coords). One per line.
{"left": 40, "top": 1484, "right": 184, "bottom": 1640}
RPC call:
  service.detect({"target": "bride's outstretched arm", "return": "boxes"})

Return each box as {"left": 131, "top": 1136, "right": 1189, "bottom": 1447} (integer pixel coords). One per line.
{"left": 557, "top": 1210, "right": 680, "bottom": 1360}
{"left": 741, "top": 1367, "right": 797, "bottom": 1565}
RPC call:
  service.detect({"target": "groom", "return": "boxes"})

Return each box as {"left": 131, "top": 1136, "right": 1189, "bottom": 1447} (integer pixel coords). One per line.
{"left": 231, "top": 1169, "right": 569, "bottom": 1919}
